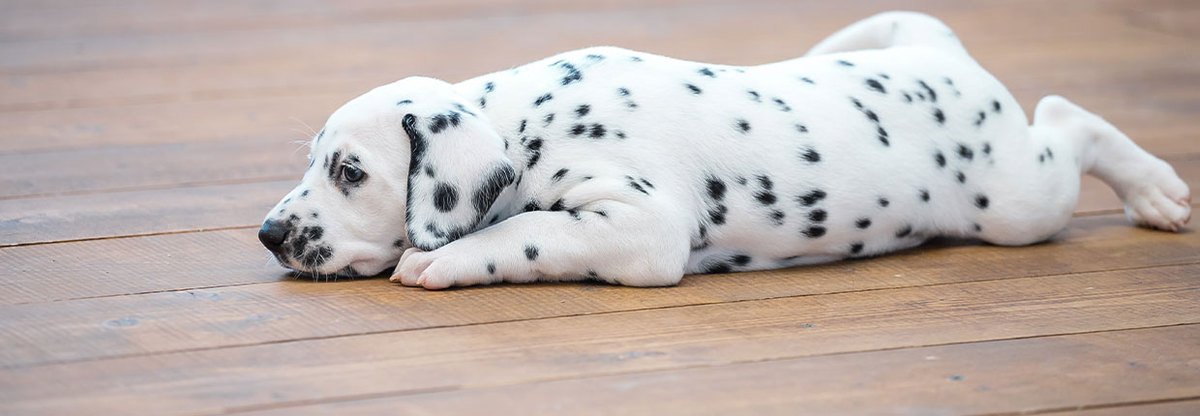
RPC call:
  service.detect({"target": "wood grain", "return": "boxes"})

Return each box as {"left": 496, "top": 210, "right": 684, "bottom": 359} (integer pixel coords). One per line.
{"left": 0, "top": 180, "right": 293, "bottom": 247}
{"left": 241, "top": 325, "right": 1200, "bottom": 416}
{"left": 1, "top": 214, "right": 1195, "bottom": 367}
{"left": 2, "top": 0, "right": 1197, "bottom": 414}
{"left": 2, "top": 265, "right": 1196, "bottom": 415}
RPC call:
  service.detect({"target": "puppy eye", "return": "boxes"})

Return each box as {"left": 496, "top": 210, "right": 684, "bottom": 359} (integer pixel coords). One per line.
{"left": 342, "top": 165, "right": 365, "bottom": 183}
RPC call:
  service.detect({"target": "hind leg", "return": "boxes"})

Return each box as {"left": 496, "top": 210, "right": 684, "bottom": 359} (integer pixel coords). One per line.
{"left": 1035, "top": 96, "right": 1191, "bottom": 231}
{"left": 979, "top": 96, "right": 1191, "bottom": 246}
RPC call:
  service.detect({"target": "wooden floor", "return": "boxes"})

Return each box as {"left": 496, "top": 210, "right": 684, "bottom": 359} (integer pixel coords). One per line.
{"left": 1, "top": 0, "right": 1198, "bottom": 414}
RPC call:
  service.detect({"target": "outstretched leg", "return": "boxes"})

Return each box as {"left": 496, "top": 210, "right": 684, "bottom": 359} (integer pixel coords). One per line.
{"left": 1035, "top": 96, "right": 1191, "bottom": 230}
{"left": 978, "top": 96, "right": 1191, "bottom": 246}
{"left": 806, "top": 11, "right": 971, "bottom": 59}
{"left": 390, "top": 175, "right": 692, "bottom": 289}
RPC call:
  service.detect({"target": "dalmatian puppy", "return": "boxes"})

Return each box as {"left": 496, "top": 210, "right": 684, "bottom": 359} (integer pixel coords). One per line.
{"left": 259, "top": 11, "right": 1191, "bottom": 289}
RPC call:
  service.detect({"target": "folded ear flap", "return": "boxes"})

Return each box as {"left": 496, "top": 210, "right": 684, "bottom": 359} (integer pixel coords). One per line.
{"left": 401, "top": 107, "right": 516, "bottom": 251}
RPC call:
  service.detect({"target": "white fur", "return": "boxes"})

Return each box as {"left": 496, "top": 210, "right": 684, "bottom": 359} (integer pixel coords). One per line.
{"left": 261, "top": 12, "right": 1191, "bottom": 289}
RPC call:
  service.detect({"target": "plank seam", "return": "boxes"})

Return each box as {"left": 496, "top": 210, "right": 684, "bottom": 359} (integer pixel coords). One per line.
{"left": 213, "top": 322, "right": 1200, "bottom": 415}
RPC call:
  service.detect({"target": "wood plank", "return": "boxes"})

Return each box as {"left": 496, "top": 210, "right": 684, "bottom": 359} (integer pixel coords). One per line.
{"left": 1, "top": 1, "right": 1191, "bottom": 119}
{"left": 241, "top": 325, "right": 1200, "bottom": 416}
{"left": 2, "top": 265, "right": 1196, "bottom": 415}
{"left": 0, "top": 0, "right": 1124, "bottom": 73}
{"left": 0, "top": 180, "right": 293, "bottom": 247}
{"left": 1, "top": 151, "right": 1195, "bottom": 246}
{"left": 0, "top": 138, "right": 305, "bottom": 199}
{"left": 1, "top": 213, "right": 1195, "bottom": 366}
{"left": 0, "top": 228, "right": 280, "bottom": 304}
{"left": 1042, "top": 399, "right": 1200, "bottom": 415}
{"left": 3, "top": 7, "right": 1188, "bottom": 112}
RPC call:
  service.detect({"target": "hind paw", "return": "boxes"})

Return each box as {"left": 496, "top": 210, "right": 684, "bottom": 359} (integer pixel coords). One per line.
{"left": 1122, "top": 164, "right": 1191, "bottom": 232}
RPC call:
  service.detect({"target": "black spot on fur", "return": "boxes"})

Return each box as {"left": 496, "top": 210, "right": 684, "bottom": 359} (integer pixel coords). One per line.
{"left": 685, "top": 84, "right": 702, "bottom": 94}
{"left": 524, "top": 138, "right": 544, "bottom": 169}
{"left": 772, "top": 98, "right": 792, "bottom": 112}
{"left": 802, "top": 147, "right": 821, "bottom": 163}
{"left": 878, "top": 197, "right": 890, "bottom": 207}
{"left": 956, "top": 171, "right": 967, "bottom": 183}
{"left": 433, "top": 182, "right": 458, "bottom": 213}
{"left": 920, "top": 189, "right": 931, "bottom": 202}
{"left": 757, "top": 175, "right": 773, "bottom": 190}
{"left": 570, "top": 124, "right": 586, "bottom": 136}
{"left": 524, "top": 200, "right": 540, "bottom": 212}
{"left": 975, "top": 194, "right": 990, "bottom": 209}
{"left": 534, "top": 93, "right": 553, "bottom": 107}
{"left": 974, "top": 111, "right": 987, "bottom": 127}
{"left": 732, "top": 255, "right": 752, "bottom": 266}
{"left": 856, "top": 218, "right": 872, "bottom": 229}
{"left": 795, "top": 124, "right": 809, "bottom": 133}
{"left": 935, "top": 151, "right": 947, "bottom": 168}
{"left": 589, "top": 124, "right": 606, "bottom": 139}
{"left": 803, "top": 226, "right": 827, "bottom": 238}
{"left": 575, "top": 104, "right": 590, "bottom": 118}
{"left": 552, "top": 168, "right": 569, "bottom": 182}
{"left": 755, "top": 191, "right": 777, "bottom": 205}
{"left": 428, "top": 112, "right": 462, "bottom": 134}
{"left": 957, "top": 144, "right": 974, "bottom": 161}
{"left": 800, "top": 77, "right": 816, "bottom": 84}
{"left": 934, "top": 108, "right": 946, "bottom": 124}
{"left": 626, "top": 176, "right": 649, "bottom": 195}
{"left": 866, "top": 78, "right": 886, "bottom": 94}
{"left": 837, "top": 60, "right": 855, "bottom": 67}
{"left": 703, "top": 261, "right": 732, "bottom": 274}
{"left": 809, "top": 209, "right": 827, "bottom": 222}
{"left": 770, "top": 210, "right": 786, "bottom": 225}
{"left": 918, "top": 79, "right": 938, "bottom": 102}
{"left": 698, "top": 67, "right": 716, "bottom": 77}
{"left": 748, "top": 90, "right": 762, "bottom": 102}
{"left": 982, "top": 143, "right": 992, "bottom": 155}
{"left": 896, "top": 225, "right": 913, "bottom": 238}
{"left": 709, "top": 205, "right": 728, "bottom": 225}
{"left": 992, "top": 100, "right": 1002, "bottom": 112}
{"left": 396, "top": 99, "right": 413, "bottom": 105}
{"left": 558, "top": 61, "right": 583, "bottom": 86}
{"left": 707, "top": 177, "right": 727, "bottom": 201}
{"left": 543, "top": 113, "right": 555, "bottom": 126}
{"left": 524, "top": 244, "right": 539, "bottom": 260}
{"left": 518, "top": 119, "right": 527, "bottom": 133}
{"left": 850, "top": 242, "right": 864, "bottom": 254}
{"left": 549, "top": 199, "right": 565, "bottom": 211}
{"left": 736, "top": 119, "right": 751, "bottom": 133}
{"left": 798, "top": 189, "right": 827, "bottom": 207}
{"left": 618, "top": 87, "right": 631, "bottom": 96}
{"left": 486, "top": 262, "right": 496, "bottom": 274}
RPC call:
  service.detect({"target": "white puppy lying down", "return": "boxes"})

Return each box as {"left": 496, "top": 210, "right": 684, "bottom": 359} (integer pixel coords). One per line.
{"left": 258, "top": 12, "right": 1191, "bottom": 289}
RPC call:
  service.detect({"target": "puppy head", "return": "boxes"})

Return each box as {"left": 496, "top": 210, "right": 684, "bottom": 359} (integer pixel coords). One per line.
{"left": 259, "top": 77, "right": 515, "bottom": 277}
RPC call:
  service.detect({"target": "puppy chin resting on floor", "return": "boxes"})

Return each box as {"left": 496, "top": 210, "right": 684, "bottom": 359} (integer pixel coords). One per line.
{"left": 257, "top": 12, "right": 1191, "bottom": 289}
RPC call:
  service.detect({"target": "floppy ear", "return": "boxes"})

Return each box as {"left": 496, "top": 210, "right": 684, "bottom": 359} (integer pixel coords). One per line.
{"left": 401, "top": 102, "right": 516, "bottom": 251}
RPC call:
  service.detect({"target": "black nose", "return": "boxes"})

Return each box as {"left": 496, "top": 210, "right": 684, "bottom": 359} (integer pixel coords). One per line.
{"left": 258, "top": 219, "right": 292, "bottom": 254}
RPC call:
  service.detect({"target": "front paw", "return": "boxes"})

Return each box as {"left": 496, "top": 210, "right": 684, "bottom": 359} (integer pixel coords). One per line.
{"left": 389, "top": 247, "right": 432, "bottom": 286}
{"left": 389, "top": 247, "right": 483, "bottom": 290}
